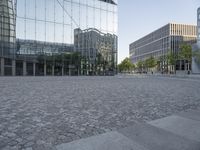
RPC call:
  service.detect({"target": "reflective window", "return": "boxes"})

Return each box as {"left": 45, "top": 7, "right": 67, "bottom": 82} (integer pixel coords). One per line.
{"left": 16, "top": 0, "right": 118, "bottom": 44}
{"left": 0, "top": 0, "right": 15, "bottom": 58}
{"left": 14, "top": 0, "right": 118, "bottom": 73}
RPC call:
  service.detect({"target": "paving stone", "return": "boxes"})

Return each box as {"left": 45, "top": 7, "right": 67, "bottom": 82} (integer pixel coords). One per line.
{"left": 0, "top": 76, "right": 200, "bottom": 148}
{"left": 56, "top": 131, "right": 148, "bottom": 150}
{"left": 25, "top": 148, "right": 33, "bottom": 150}
{"left": 148, "top": 115, "right": 200, "bottom": 142}
{"left": 177, "top": 109, "right": 200, "bottom": 121}
{"left": 118, "top": 122, "right": 200, "bottom": 150}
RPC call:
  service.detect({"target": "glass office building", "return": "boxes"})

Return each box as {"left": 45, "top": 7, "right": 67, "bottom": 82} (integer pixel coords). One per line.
{"left": 0, "top": 0, "right": 118, "bottom": 76}
{"left": 130, "top": 23, "right": 197, "bottom": 73}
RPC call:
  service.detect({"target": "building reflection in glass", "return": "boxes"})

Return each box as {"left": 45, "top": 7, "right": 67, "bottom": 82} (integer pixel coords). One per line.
{"left": 0, "top": 0, "right": 118, "bottom": 76}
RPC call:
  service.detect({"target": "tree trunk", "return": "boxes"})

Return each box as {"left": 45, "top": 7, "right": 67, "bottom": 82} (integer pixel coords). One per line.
{"left": 184, "top": 60, "right": 186, "bottom": 73}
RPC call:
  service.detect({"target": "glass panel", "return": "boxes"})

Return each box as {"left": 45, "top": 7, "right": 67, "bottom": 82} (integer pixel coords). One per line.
{"left": 88, "top": 0, "right": 94, "bottom": 7}
{"left": 26, "top": 19, "right": 35, "bottom": 40}
{"left": 95, "top": 0, "right": 101, "bottom": 9}
{"left": 64, "top": 25, "right": 71, "bottom": 44}
{"left": 72, "top": 3, "right": 80, "bottom": 27}
{"left": 26, "top": 0, "right": 35, "bottom": 19}
{"left": 36, "top": 0, "right": 45, "bottom": 20}
{"left": 80, "top": 0, "right": 87, "bottom": 5}
{"left": 101, "top": 10, "right": 107, "bottom": 31}
{"left": 17, "top": 0, "right": 25, "bottom": 17}
{"left": 113, "top": 12, "right": 117, "bottom": 34}
{"left": 88, "top": 7, "right": 94, "bottom": 28}
{"left": 107, "top": 11, "right": 113, "bottom": 33}
{"left": 100, "top": 1, "right": 107, "bottom": 11}
{"left": 55, "top": 23, "right": 63, "bottom": 43}
{"left": 64, "top": 1, "right": 71, "bottom": 25}
{"left": 36, "top": 21, "right": 45, "bottom": 42}
{"left": 95, "top": 8, "right": 101, "bottom": 30}
{"left": 80, "top": 4, "right": 87, "bottom": 30}
{"left": 46, "top": 0, "right": 54, "bottom": 22}
{"left": 72, "top": 0, "right": 80, "bottom": 4}
{"left": 46, "top": 22, "right": 54, "bottom": 42}
{"left": 55, "top": 0, "right": 63, "bottom": 23}
{"left": 108, "top": 3, "right": 113, "bottom": 12}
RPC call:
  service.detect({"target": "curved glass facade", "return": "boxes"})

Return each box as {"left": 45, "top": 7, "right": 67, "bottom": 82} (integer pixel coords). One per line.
{"left": 0, "top": 0, "right": 118, "bottom": 76}
{"left": 0, "top": 0, "right": 15, "bottom": 58}
{"left": 16, "top": 0, "right": 117, "bottom": 50}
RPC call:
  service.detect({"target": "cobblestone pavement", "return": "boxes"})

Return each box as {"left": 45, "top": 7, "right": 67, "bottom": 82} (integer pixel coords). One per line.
{"left": 0, "top": 75, "right": 200, "bottom": 150}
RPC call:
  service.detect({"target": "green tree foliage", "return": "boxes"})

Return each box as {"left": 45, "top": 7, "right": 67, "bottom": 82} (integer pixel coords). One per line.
{"left": 118, "top": 57, "right": 135, "bottom": 72}
{"left": 179, "top": 43, "right": 192, "bottom": 71}
{"left": 179, "top": 43, "right": 192, "bottom": 62}
{"left": 166, "top": 51, "right": 177, "bottom": 74}
{"left": 145, "top": 56, "right": 157, "bottom": 69}
{"left": 143, "top": 56, "right": 157, "bottom": 71}
{"left": 167, "top": 51, "right": 176, "bottom": 66}
{"left": 136, "top": 60, "right": 144, "bottom": 71}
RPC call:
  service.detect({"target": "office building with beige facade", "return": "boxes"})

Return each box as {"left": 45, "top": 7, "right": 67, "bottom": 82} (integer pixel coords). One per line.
{"left": 130, "top": 23, "right": 197, "bottom": 72}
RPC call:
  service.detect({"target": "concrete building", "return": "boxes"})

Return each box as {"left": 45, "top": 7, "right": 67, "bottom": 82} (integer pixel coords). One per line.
{"left": 130, "top": 23, "right": 197, "bottom": 72}
{"left": 192, "top": 7, "right": 200, "bottom": 74}
{"left": 0, "top": 0, "right": 118, "bottom": 76}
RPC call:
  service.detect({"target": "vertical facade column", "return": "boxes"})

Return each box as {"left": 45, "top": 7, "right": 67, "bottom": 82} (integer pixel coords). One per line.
{"left": 69, "top": 68, "right": 71, "bottom": 76}
{"left": 12, "top": 60, "right": 16, "bottom": 76}
{"left": 78, "top": 68, "right": 79, "bottom": 76}
{"left": 52, "top": 65, "right": 55, "bottom": 76}
{"left": 62, "top": 66, "right": 64, "bottom": 76}
{"left": 44, "top": 62, "right": 47, "bottom": 76}
{"left": 23, "top": 61, "right": 27, "bottom": 76}
{"left": 1, "top": 58, "right": 4, "bottom": 76}
{"left": 33, "top": 63, "right": 36, "bottom": 76}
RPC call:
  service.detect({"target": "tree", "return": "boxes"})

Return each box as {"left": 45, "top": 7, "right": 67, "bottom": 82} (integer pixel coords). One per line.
{"left": 136, "top": 60, "right": 144, "bottom": 73}
{"left": 118, "top": 57, "right": 134, "bottom": 73}
{"left": 148, "top": 56, "right": 157, "bottom": 69}
{"left": 166, "top": 51, "right": 177, "bottom": 74}
{"left": 179, "top": 43, "right": 192, "bottom": 72}
{"left": 144, "top": 56, "right": 157, "bottom": 72}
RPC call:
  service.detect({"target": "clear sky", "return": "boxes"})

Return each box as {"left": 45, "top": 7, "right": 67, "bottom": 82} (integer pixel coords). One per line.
{"left": 118, "top": 0, "right": 200, "bottom": 63}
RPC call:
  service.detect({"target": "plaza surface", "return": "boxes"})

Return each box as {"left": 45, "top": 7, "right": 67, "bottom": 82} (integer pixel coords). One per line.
{"left": 0, "top": 75, "right": 200, "bottom": 149}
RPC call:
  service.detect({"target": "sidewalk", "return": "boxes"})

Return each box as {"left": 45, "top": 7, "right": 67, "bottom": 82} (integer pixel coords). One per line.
{"left": 56, "top": 109, "right": 200, "bottom": 150}
{"left": 154, "top": 73, "right": 200, "bottom": 80}
{"left": 118, "top": 72, "right": 200, "bottom": 79}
